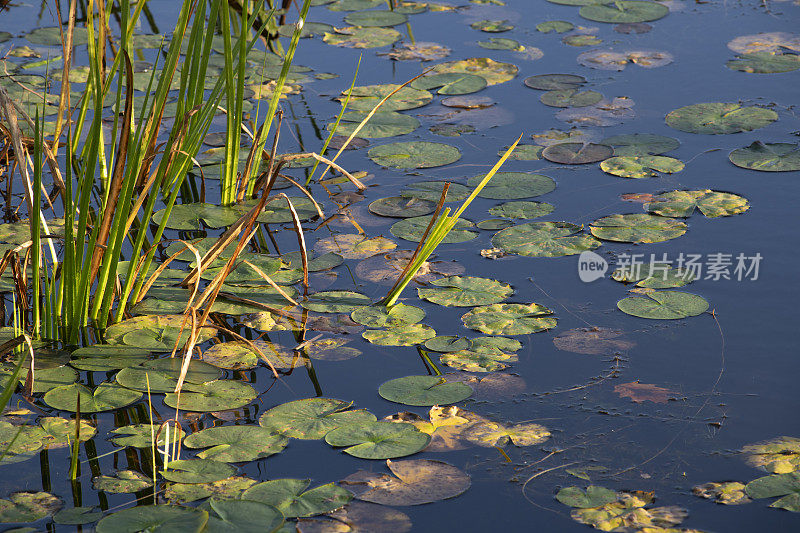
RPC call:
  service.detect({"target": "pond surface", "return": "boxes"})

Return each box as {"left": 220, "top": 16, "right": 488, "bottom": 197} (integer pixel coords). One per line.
{"left": 1, "top": 0, "right": 800, "bottom": 531}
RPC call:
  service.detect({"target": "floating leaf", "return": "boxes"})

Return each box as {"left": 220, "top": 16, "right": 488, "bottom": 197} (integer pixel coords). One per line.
{"left": 362, "top": 324, "right": 437, "bottom": 346}
{"left": 183, "top": 426, "right": 288, "bottom": 462}
{"left": 53, "top": 506, "right": 103, "bottom": 525}
{"left": 69, "top": 345, "right": 151, "bottom": 372}
{"left": 614, "top": 381, "right": 674, "bottom": 403}
{"left": 368, "top": 141, "right": 461, "bottom": 169}
{"left": 471, "top": 19, "right": 513, "bottom": 32}
{"left": 477, "top": 219, "right": 514, "bottom": 230}
{"left": 165, "top": 380, "right": 257, "bottom": 412}
{"left": 355, "top": 250, "right": 464, "bottom": 285}
{"left": 379, "top": 375, "right": 472, "bottom": 406}
{"left": 542, "top": 142, "right": 613, "bottom": 164}
{"left": 95, "top": 506, "right": 208, "bottom": 533}
{"left": 391, "top": 215, "right": 477, "bottom": 243}
{"left": 0, "top": 492, "right": 62, "bottom": 523}
{"left": 524, "top": 73, "right": 586, "bottom": 90}
{"left": 745, "top": 472, "right": 800, "bottom": 511}
{"left": 351, "top": 304, "right": 425, "bottom": 328}
{"left": 344, "top": 10, "right": 408, "bottom": 26}
{"left": 463, "top": 421, "right": 550, "bottom": 447}
{"left": 693, "top": 482, "right": 751, "bottom": 505}
{"left": 92, "top": 471, "right": 153, "bottom": 494}
{"left": 612, "top": 262, "right": 694, "bottom": 288}
{"left": 500, "top": 144, "right": 543, "bottom": 160}
{"left": 665, "top": 102, "right": 778, "bottom": 134}
{"left": 727, "top": 52, "right": 800, "bottom": 74}
{"left": 478, "top": 37, "right": 522, "bottom": 50}
{"left": 556, "top": 486, "right": 618, "bottom": 508}
{"left": 729, "top": 141, "right": 800, "bottom": 172}
{"left": 541, "top": 89, "right": 603, "bottom": 108}
{"left": 283, "top": 251, "right": 344, "bottom": 272}
{"left": 151, "top": 203, "right": 240, "bottom": 230}
{"left": 329, "top": 111, "right": 419, "bottom": 138}
{"left": 259, "top": 398, "right": 376, "bottom": 440}
{"left": 727, "top": 32, "right": 800, "bottom": 54}
{"left": 600, "top": 155, "right": 684, "bottom": 178}
{"left": 340, "top": 84, "right": 432, "bottom": 112}
{"left": 296, "top": 501, "right": 411, "bottom": 533}
{"left": 589, "top": 214, "right": 687, "bottom": 243}
{"left": 105, "top": 314, "right": 216, "bottom": 350}
{"left": 743, "top": 437, "right": 800, "bottom": 474}
{"left": 110, "top": 424, "right": 169, "bottom": 448}
{"left": 163, "top": 459, "right": 236, "bottom": 484}
{"left": 323, "top": 27, "right": 401, "bottom": 48}
{"left": 601, "top": 133, "right": 680, "bottom": 156}
{"left": 302, "top": 291, "right": 371, "bottom": 313}
{"left": 461, "top": 303, "right": 556, "bottom": 335}
{"left": 327, "top": 0, "right": 384, "bottom": 10}
{"left": 202, "top": 341, "right": 260, "bottom": 370}
{"left": 492, "top": 221, "right": 601, "bottom": 257}
{"left": 418, "top": 276, "right": 513, "bottom": 307}
{"left": 440, "top": 349, "right": 517, "bottom": 372}
{"left": 557, "top": 97, "right": 635, "bottom": 126}
{"left": 568, "top": 491, "right": 688, "bottom": 530}
{"left": 488, "top": 201, "right": 554, "bottom": 219}
{"left": 115, "top": 358, "right": 222, "bottom": 393}
{"left": 242, "top": 480, "right": 352, "bottom": 518}
{"left": 537, "top": 20, "right": 575, "bottom": 33}
{"left": 164, "top": 476, "right": 257, "bottom": 504}
{"left": 204, "top": 499, "right": 284, "bottom": 533}
{"left": 383, "top": 41, "right": 452, "bottom": 61}
{"left": 315, "top": 234, "right": 396, "bottom": 260}
{"left": 303, "top": 338, "right": 362, "bottom": 361}
{"left": 579, "top": 1, "right": 669, "bottom": 23}
{"left": 401, "top": 181, "right": 471, "bottom": 202}
{"left": 468, "top": 172, "right": 556, "bottom": 200}
{"left": 645, "top": 190, "right": 749, "bottom": 218}
{"left": 423, "top": 336, "right": 472, "bottom": 352}
{"left": 325, "top": 421, "right": 430, "bottom": 459}
{"left": 563, "top": 34, "right": 603, "bottom": 46}
{"left": 617, "top": 290, "right": 709, "bottom": 319}
{"left": 44, "top": 382, "right": 141, "bottom": 413}
{"left": 432, "top": 57, "right": 518, "bottom": 85}
{"left": 369, "top": 196, "right": 436, "bottom": 218}
{"left": 341, "top": 459, "right": 470, "bottom": 505}
{"left": 553, "top": 327, "right": 635, "bottom": 355}
{"left": 410, "top": 73, "right": 487, "bottom": 95}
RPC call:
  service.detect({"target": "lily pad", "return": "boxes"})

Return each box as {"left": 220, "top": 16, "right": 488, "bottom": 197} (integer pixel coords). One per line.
{"left": 164, "top": 380, "right": 257, "bottom": 412}
{"left": 600, "top": 155, "right": 684, "bottom": 178}
{"left": 540, "top": 89, "right": 603, "bottom": 108}
{"left": 478, "top": 37, "right": 522, "bottom": 50}
{"left": 492, "top": 221, "right": 601, "bottom": 257}
{"left": 410, "top": 73, "right": 488, "bottom": 95}
{"left": 369, "top": 196, "right": 436, "bottom": 218}
{"left": 727, "top": 32, "right": 800, "bottom": 54}
{"left": 109, "top": 424, "right": 169, "bottom": 448}
{"left": 537, "top": 20, "right": 575, "bottom": 33}
{"left": 204, "top": 499, "right": 284, "bottom": 533}
{"left": 542, "top": 142, "right": 613, "bottom": 164}
{"left": 105, "top": 314, "right": 216, "bottom": 351}
{"left": 323, "top": 27, "right": 401, "bottom": 48}
{"left": 379, "top": 375, "right": 473, "bottom": 406}
{"left": 344, "top": 10, "right": 408, "bottom": 27}
{"left": 665, "top": 102, "right": 778, "bottom": 134}
{"left": 302, "top": 291, "right": 371, "bottom": 313}
{"left": 164, "top": 476, "right": 257, "bottom": 504}
{"left": 315, "top": 234, "right": 396, "bottom": 260}
{"left": 330, "top": 111, "right": 419, "bottom": 138}
{"left": 44, "top": 382, "right": 142, "bottom": 413}
{"left": 92, "top": 470, "right": 153, "bottom": 493}
{"left": 693, "top": 482, "right": 751, "bottom": 505}
{"left": 340, "top": 84, "right": 433, "bottom": 112}
{"left": 163, "top": 459, "right": 236, "bottom": 484}
{"left": 183, "top": 425, "right": 288, "bottom": 462}
{"left": 468, "top": 172, "right": 556, "bottom": 200}
{"left": 259, "top": 398, "right": 377, "bottom": 439}
{"left": 590, "top": 213, "right": 687, "bottom": 243}
{"left": 563, "top": 34, "right": 603, "bottom": 46}
{"left": 745, "top": 472, "right": 800, "bottom": 511}
{"left": 612, "top": 263, "right": 694, "bottom": 288}
{"left": 727, "top": 52, "right": 800, "bottom": 74}
{"left": 524, "top": 73, "right": 586, "bottom": 91}
{"left": 579, "top": 1, "right": 668, "bottom": 23}
{"left": 440, "top": 349, "right": 517, "bottom": 372}
{"left": 69, "top": 345, "right": 151, "bottom": 372}
{"left": 351, "top": 304, "right": 425, "bottom": 328}
{"left": 391, "top": 215, "right": 477, "bottom": 243}
{"left": 461, "top": 303, "right": 556, "bottom": 335}
{"left": 617, "top": 290, "right": 709, "bottom": 319}
{"left": 488, "top": 201, "right": 555, "bottom": 219}
{"left": 325, "top": 421, "right": 430, "bottom": 459}
{"left": 152, "top": 203, "right": 240, "bottom": 230}
{"left": 0, "top": 492, "right": 62, "bottom": 523}
{"left": 201, "top": 341, "right": 260, "bottom": 370}
{"left": 471, "top": 19, "right": 513, "bottom": 32}
{"left": 53, "top": 506, "right": 103, "bottom": 525}
{"left": 743, "top": 437, "right": 800, "bottom": 474}
{"left": 401, "top": 181, "right": 471, "bottom": 202}
{"left": 729, "top": 141, "right": 800, "bottom": 172}
{"left": 295, "top": 501, "right": 411, "bottom": 533}
{"left": 463, "top": 421, "right": 550, "bottom": 447}
{"left": 95, "top": 505, "right": 208, "bottom": 533}
{"left": 645, "top": 190, "right": 749, "bottom": 218}
{"left": 423, "top": 336, "right": 473, "bottom": 352}
{"left": 368, "top": 141, "right": 461, "bottom": 169}
{"left": 115, "top": 358, "right": 222, "bottom": 393}
{"left": 556, "top": 486, "right": 618, "bottom": 508}
{"left": 553, "top": 327, "right": 635, "bottom": 355}
{"left": 432, "top": 57, "right": 518, "bottom": 86}
{"left": 418, "top": 276, "right": 513, "bottom": 307}
{"left": 362, "top": 324, "right": 437, "bottom": 346}
{"left": 500, "top": 144, "right": 543, "bottom": 160}
{"left": 601, "top": 133, "right": 680, "bottom": 156}
{"left": 342, "top": 459, "right": 470, "bottom": 505}
{"left": 242, "top": 480, "right": 352, "bottom": 518}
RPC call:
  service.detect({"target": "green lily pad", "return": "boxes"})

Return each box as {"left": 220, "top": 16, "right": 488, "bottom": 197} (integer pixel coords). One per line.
{"left": 183, "top": 425, "right": 288, "bottom": 462}
{"left": 600, "top": 155, "right": 684, "bottom": 178}
{"left": 556, "top": 486, "right": 618, "bottom": 508}
{"left": 69, "top": 345, "right": 151, "bottom": 372}
{"left": 323, "top": 26, "right": 401, "bottom": 48}
{"left": 325, "top": 421, "right": 430, "bottom": 459}
{"left": 472, "top": 19, "right": 513, "bottom": 32}
{"left": 563, "top": 34, "right": 603, "bottom": 46}
{"left": 204, "top": 499, "right": 284, "bottom": 533}
{"left": 105, "top": 314, "right": 217, "bottom": 351}
{"left": 693, "top": 482, "right": 751, "bottom": 505}
{"left": 0, "top": 492, "right": 62, "bottom": 523}
{"left": 401, "top": 181, "right": 471, "bottom": 202}
{"left": 327, "top": 0, "right": 384, "bottom": 10}
{"left": 368, "top": 141, "right": 461, "bottom": 169}
{"left": 665, "top": 102, "right": 778, "bottom": 134}
{"left": 461, "top": 303, "right": 556, "bottom": 335}
{"left": 463, "top": 421, "right": 550, "bottom": 446}
{"left": 164, "top": 476, "right": 257, "bottom": 504}
{"left": 524, "top": 73, "right": 586, "bottom": 91}
{"left": 612, "top": 262, "right": 694, "bottom": 288}
{"left": 38, "top": 417, "right": 96, "bottom": 448}
{"left": 115, "top": 358, "right": 222, "bottom": 393}
{"left": 729, "top": 141, "right": 800, "bottom": 171}
{"left": 500, "top": 144, "right": 543, "bottom": 160}
{"left": 391, "top": 215, "right": 477, "bottom": 243}
{"left": 477, "top": 219, "right": 514, "bottom": 230}
{"left": 344, "top": 10, "right": 408, "bottom": 27}
{"left": 601, "top": 133, "right": 680, "bottom": 156}
{"left": 152, "top": 203, "right": 240, "bottom": 230}
{"left": 362, "top": 324, "right": 437, "bottom": 346}
{"left": 378, "top": 375, "right": 473, "bottom": 406}
{"left": 351, "top": 304, "right": 425, "bottom": 328}
{"left": 468, "top": 172, "right": 556, "bottom": 200}
{"left": 542, "top": 142, "right": 613, "bottom": 164}
{"left": 645, "top": 190, "right": 750, "bottom": 218}
{"left": 95, "top": 505, "right": 208, "bottom": 533}
{"left": 579, "top": 1, "right": 668, "bottom": 23}
{"left": 165, "top": 380, "right": 257, "bottom": 412}
{"left": 617, "top": 291, "right": 709, "bottom": 319}
{"left": 424, "top": 336, "right": 473, "bottom": 352}
{"left": 743, "top": 437, "right": 800, "bottom": 474}
{"left": 282, "top": 251, "right": 344, "bottom": 272}
{"left": 341, "top": 459, "right": 470, "bottom": 506}
{"left": 26, "top": 26, "right": 88, "bottom": 46}
{"left": 201, "top": 254, "right": 283, "bottom": 283}
{"left": 259, "top": 398, "right": 377, "bottom": 439}
{"left": 201, "top": 341, "right": 262, "bottom": 370}
{"left": 410, "top": 72, "right": 488, "bottom": 95}
{"left": 92, "top": 470, "right": 153, "bottom": 493}
{"left": 418, "top": 276, "right": 513, "bottom": 307}
{"left": 53, "top": 506, "right": 103, "bottom": 525}
{"left": 314, "top": 234, "right": 396, "bottom": 260}
{"left": 340, "top": 84, "right": 433, "bottom": 112}
{"left": 242, "top": 480, "right": 352, "bottom": 518}
{"left": 369, "top": 196, "right": 436, "bottom": 218}
{"left": 432, "top": 57, "right": 518, "bottom": 86}
{"left": 440, "top": 349, "right": 517, "bottom": 372}
{"left": 590, "top": 214, "right": 687, "bottom": 243}
{"left": 492, "top": 221, "right": 601, "bottom": 257}
{"left": 537, "top": 20, "right": 575, "bottom": 33}
{"left": 329, "top": 111, "right": 419, "bottom": 138}
{"left": 162, "top": 459, "right": 236, "bottom": 484}
{"left": 727, "top": 52, "right": 800, "bottom": 74}
{"left": 302, "top": 291, "right": 371, "bottom": 313}
{"left": 109, "top": 424, "right": 169, "bottom": 448}
{"left": 488, "top": 201, "right": 554, "bottom": 219}
{"left": 540, "top": 89, "right": 603, "bottom": 108}
{"left": 745, "top": 472, "right": 800, "bottom": 511}
{"left": 478, "top": 37, "right": 522, "bottom": 50}
{"left": 44, "top": 382, "right": 142, "bottom": 413}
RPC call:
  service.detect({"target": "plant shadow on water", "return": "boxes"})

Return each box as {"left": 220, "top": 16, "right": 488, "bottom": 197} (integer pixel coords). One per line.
{"left": 0, "top": 0, "right": 799, "bottom": 531}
